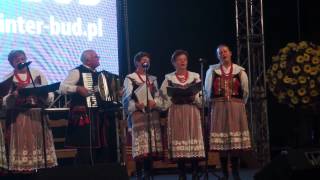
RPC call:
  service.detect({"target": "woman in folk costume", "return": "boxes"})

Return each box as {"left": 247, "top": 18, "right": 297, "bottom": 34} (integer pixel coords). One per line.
{"left": 122, "top": 52, "right": 163, "bottom": 180}
{"left": 0, "top": 112, "right": 7, "bottom": 171}
{"left": 2, "top": 50, "right": 57, "bottom": 172}
{"left": 204, "top": 44, "right": 251, "bottom": 180}
{"left": 159, "top": 50, "right": 205, "bottom": 180}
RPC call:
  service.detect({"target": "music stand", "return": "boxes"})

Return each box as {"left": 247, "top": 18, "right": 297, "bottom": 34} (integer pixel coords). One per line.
{"left": 0, "top": 76, "right": 13, "bottom": 97}
{"left": 19, "top": 82, "right": 60, "bottom": 168}
{"left": 144, "top": 67, "right": 154, "bottom": 180}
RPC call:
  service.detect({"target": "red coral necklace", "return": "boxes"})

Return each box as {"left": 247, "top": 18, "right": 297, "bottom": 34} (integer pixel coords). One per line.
{"left": 14, "top": 71, "right": 31, "bottom": 86}
{"left": 175, "top": 71, "right": 189, "bottom": 83}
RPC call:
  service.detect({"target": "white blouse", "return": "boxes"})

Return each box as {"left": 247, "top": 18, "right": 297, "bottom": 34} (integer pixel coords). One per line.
{"left": 2, "top": 68, "right": 54, "bottom": 107}
{"left": 159, "top": 71, "right": 202, "bottom": 110}
{"left": 204, "top": 63, "right": 249, "bottom": 104}
{"left": 122, "top": 72, "right": 162, "bottom": 114}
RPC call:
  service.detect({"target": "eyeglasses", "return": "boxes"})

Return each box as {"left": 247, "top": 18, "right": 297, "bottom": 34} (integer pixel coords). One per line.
{"left": 15, "top": 56, "right": 27, "bottom": 62}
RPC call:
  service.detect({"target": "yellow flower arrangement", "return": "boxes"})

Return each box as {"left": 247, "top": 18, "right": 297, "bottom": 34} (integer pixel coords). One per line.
{"left": 287, "top": 89, "right": 295, "bottom": 97}
{"left": 291, "top": 79, "right": 298, "bottom": 85}
{"left": 310, "top": 67, "right": 318, "bottom": 76}
{"left": 280, "top": 61, "right": 287, "bottom": 69}
{"left": 298, "top": 41, "right": 308, "bottom": 49}
{"left": 303, "top": 64, "right": 311, "bottom": 73}
{"left": 283, "top": 76, "right": 292, "bottom": 84}
{"left": 272, "top": 56, "right": 279, "bottom": 62}
{"left": 303, "top": 53, "right": 310, "bottom": 61}
{"left": 306, "top": 48, "right": 313, "bottom": 54}
{"left": 298, "top": 76, "right": 307, "bottom": 84}
{"left": 277, "top": 71, "right": 283, "bottom": 79}
{"left": 280, "top": 54, "right": 287, "bottom": 61}
{"left": 297, "top": 88, "right": 306, "bottom": 96}
{"left": 291, "top": 96, "right": 299, "bottom": 104}
{"left": 309, "top": 80, "right": 316, "bottom": 88}
{"left": 267, "top": 41, "right": 320, "bottom": 108}
{"left": 292, "top": 66, "right": 301, "bottom": 74}
{"left": 287, "top": 42, "right": 297, "bottom": 48}
{"left": 311, "top": 57, "right": 319, "bottom": 64}
{"left": 296, "top": 55, "right": 304, "bottom": 63}
{"left": 272, "top": 78, "right": 277, "bottom": 85}
{"left": 310, "top": 90, "right": 319, "bottom": 97}
{"left": 280, "top": 47, "right": 290, "bottom": 54}
{"left": 302, "top": 96, "right": 310, "bottom": 104}
{"left": 272, "top": 64, "right": 279, "bottom": 71}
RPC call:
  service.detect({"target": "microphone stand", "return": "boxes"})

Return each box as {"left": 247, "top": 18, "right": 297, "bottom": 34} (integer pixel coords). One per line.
{"left": 144, "top": 67, "right": 154, "bottom": 180}
{"left": 88, "top": 97, "right": 94, "bottom": 166}
{"left": 25, "top": 64, "right": 36, "bottom": 88}
{"left": 198, "top": 59, "right": 220, "bottom": 180}
{"left": 25, "top": 64, "right": 48, "bottom": 168}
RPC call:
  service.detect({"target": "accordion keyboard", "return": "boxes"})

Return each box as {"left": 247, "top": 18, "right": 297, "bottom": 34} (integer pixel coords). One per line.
{"left": 82, "top": 73, "right": 98, "bottom": 108}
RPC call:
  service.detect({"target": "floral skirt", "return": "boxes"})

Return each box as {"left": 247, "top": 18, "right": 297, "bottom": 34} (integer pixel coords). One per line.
{"left": 6, "top": 108, "right": 57, "bottom": 171}
{"left": 0, "top": 122, "right": 7, "bottom": 170}
{"left": 209, "top": 98, "right": 252, "bottom": 151}
{"left": 131, "top": 111, "right": 163, "bottom": 160}
{"left": 167, "top": 104, "right": 205, "bottom": 159}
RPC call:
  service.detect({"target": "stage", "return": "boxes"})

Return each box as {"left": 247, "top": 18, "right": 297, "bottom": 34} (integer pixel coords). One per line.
{"left": 1, "top": 166, "right": 258, "bottom": 180}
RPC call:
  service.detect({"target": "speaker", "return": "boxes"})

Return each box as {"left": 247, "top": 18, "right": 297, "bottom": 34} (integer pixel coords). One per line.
{"left": 34, "top": 163, "right": 129, "bottom": 180}
{"left": 254, "top": 148, "right": 320, "bottom": 180}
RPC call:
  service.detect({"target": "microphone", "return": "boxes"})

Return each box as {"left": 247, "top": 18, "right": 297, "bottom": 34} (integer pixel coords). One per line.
{"left": 198, "top": 58, "right": 207, "bottom": 63}
{"left": 142, "top": 62, "right": 150, "bottom": 69}
{"left": 17, "top": 61, "right": 32, "bottom": 70}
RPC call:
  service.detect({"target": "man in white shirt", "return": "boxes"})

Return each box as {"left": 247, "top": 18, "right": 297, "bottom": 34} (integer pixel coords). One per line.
{"left": 59, "top": 49, "right": 110, "bottom": 164}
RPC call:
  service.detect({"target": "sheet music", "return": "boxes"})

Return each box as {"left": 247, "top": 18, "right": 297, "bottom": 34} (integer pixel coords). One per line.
{"left": 134, "top": 83, "right": 154, "bottom": 106}
{"left": 167, "top": 81, "right": 202, "bottom": 97}
{"left": 18, "top": 82, "right": 60, "bottom": 96}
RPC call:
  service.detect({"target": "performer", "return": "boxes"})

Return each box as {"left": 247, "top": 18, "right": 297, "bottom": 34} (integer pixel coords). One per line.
{"left": 122, "top": 52, "right": 163, "bottom": 180}
{"left": 204, "top": 44, "right": 251, "bottom": 180}
{"left": 59, "top": 49, "right": 110, "bottom": 164}
{"left": 0, "top": 101, "right": 7, "bottom": 171}
{"left": 160, "top": 50, "right": 205, "bottom": 180}
{"left": 2, "top": 50, "right": 57, "bottom": 172}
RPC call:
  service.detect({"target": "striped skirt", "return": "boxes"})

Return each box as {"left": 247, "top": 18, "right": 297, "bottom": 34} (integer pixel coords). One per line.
{"left": 167, "top": 104, "right": 205, "bottom": 159}
{"left": 209, "top": 98, "right": 251, "bottom": 151}
{"left": 0, "top": 122, "right": 7, "bottom": 170}
{"left": 131, "top": 111, "right": 163, "bottom": 160}
{"left": 6, "top": 108, "right": 57, "bottom": 171}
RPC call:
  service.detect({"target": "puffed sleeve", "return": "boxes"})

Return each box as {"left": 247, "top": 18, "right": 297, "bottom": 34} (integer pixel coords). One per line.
{"left": 204, "top": 67, "right": 213, "bottom": 105}
{"left": 122, "top": 76, "right": 136, "bottom": 113}
{"left": 158, "top": 76, "right": 172, "bottom": 111}
{"left": 240, "top": 70, "right": 249, "bottom": 103}
{"left": 192, "top": 73, "right": 202, "bottom": 108}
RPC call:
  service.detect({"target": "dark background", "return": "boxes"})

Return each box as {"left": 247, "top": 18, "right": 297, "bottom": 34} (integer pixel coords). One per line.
{"left": 123, "top": 0, "right": 320, "bottom": 158}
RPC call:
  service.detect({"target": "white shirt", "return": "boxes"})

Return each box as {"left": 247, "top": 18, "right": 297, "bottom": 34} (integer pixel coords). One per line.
{"left": 59, "top": 64, "right": 95, "bottom": 95}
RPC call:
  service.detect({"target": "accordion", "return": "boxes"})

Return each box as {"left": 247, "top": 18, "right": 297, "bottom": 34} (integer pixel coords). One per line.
{"left": 82, "top": 71, "right": 122, "bottom": 108}
{"left": 97, "top": 71, "right": 122, "bottom": 105}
